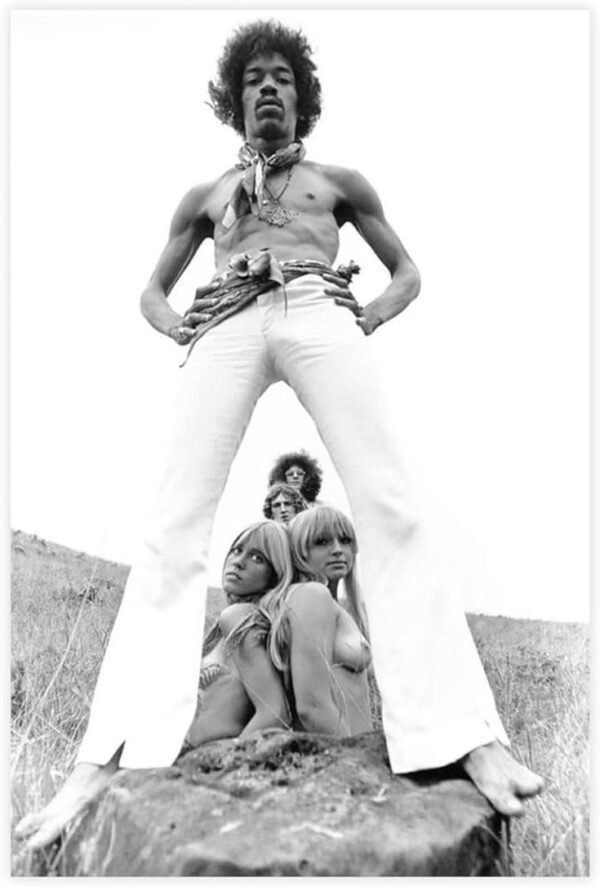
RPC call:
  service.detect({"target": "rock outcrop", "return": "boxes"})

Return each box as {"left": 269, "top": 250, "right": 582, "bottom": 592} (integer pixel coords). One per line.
{"left": 45, "top": 731, "right": 506, "bottom": 876}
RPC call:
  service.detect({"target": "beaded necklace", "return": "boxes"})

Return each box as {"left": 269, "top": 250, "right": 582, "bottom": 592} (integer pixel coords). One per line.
{"left": 260, "top": 166, "right": 299, "bottom": 226}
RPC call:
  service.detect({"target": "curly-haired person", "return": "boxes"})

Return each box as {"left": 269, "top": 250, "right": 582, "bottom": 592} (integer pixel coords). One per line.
{"left": 267, "top": 450, "right": 322, "bottom": 504}
{"left": 16, "top": 19, "right": 542, "bottom": 850}
{"left": 208, "top": 20, "right": 322, "bottom": 140}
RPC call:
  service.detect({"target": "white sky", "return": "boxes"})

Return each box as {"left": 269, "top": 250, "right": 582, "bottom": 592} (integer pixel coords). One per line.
{"left": 9, "top": 8, "right": 590, "bottom": 622}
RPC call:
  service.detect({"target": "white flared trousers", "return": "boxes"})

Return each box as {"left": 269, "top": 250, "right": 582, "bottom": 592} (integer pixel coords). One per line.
{"left": 77, "top": 275, "right": 508, "bottom": 772}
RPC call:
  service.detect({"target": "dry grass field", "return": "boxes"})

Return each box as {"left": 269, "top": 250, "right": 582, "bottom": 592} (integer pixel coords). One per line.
{"left": 10, "top": 530, "right": 589, "bottom": 876}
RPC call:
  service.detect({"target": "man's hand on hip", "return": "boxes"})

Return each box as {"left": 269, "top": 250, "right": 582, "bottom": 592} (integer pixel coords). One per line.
{"left": 167, "top": 282, "right": 221, "bottom": 345}
{"left": 167, "top": 324, "right": 196, "bottom": 345}
{"left": 322, "top": 271, "right": 377, "bottom": 336}
{"left": 184, "top": 282, "right": 221, "bottom": 328}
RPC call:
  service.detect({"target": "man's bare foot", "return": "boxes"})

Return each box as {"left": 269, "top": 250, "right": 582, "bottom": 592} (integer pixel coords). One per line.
{"left": 14, "top": 760, "right": 117, "bottom": 850}
{"left": 462, "top": 740, "right": 544, "bottom": 816}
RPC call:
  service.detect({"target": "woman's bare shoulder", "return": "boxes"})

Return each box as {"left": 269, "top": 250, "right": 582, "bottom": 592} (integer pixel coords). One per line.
{"left": 286, "top": 582, "right": 336, "bottom": 615}
{"left": 218, "top": 601, "right": 257, "bottom": 635}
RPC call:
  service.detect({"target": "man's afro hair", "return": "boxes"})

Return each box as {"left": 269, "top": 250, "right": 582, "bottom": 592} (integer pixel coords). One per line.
{"left": 267, "top": 450, "right": 323, "bottom": 503}
{"left": 208, "top": 20, "right": 322, "bottom": 140}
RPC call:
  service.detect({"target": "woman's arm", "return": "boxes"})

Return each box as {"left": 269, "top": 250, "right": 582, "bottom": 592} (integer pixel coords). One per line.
{"left": 232, "top": 631, "right": 291, "bottom": 736}
{"left": 185, "top": 673, "right": 252, "bottom": 748}
{"left": 185, "top": 604, "right": 257, "bottom": 749}
{"left": 287, "top": 584, "right": 348, "bottom": 736}
{"left": 222, "top": 603, "right": 290, "bottom": 736}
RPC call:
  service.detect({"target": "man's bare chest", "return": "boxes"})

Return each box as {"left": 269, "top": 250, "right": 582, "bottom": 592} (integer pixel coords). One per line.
{"left": 205, "top": 164, "right": 339, "bottom": 232}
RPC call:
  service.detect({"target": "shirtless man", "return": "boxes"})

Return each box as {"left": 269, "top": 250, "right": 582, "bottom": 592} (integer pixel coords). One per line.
{"left": 16, "top": 20, "right": 542, "bottom": 851}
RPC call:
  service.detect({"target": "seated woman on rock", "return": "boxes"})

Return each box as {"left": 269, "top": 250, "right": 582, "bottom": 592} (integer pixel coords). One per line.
{"left": 222, "top": 505, "right": 374, "bottom": 739}
{"left": 184, "top": 520, "right": 294, "bottom": 748}
{"left": 273, "top": 505, "right": 373, "bottom": 735}
{"left": 186, "top": 505, "right": 373, "bottom": 748}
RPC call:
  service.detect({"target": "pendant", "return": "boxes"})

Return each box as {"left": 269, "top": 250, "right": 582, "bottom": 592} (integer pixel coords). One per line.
{"left": 262, "top": 199, "right": 299, "bottom": 227}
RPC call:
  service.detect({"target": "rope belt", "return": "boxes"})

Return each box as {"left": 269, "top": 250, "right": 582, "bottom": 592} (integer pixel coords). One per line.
{"left": 180, "top": 250, "right": 359, "bottom": 367}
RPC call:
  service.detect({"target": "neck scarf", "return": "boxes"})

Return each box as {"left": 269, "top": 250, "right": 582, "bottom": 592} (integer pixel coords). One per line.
{"left": 222, "top": 141, "right": 306, "bottom": 229}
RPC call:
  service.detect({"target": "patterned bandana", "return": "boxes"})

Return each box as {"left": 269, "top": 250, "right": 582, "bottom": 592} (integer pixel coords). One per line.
{"left": 221, "top": 141, "right": 306, "bottom": 229}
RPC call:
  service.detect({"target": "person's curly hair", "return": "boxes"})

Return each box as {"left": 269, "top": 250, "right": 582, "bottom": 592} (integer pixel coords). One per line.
{"left": 263, "top": 483, "right": 308, "bottom": 519}
{"left": 208, "top": 20, "right": 322, "bottom": 139}
{"left": 268, "top": 450, "right": 323, "bottom": 503}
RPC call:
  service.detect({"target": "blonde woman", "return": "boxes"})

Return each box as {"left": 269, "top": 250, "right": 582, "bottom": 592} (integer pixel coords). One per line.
{"left": 185, "top": 520, "right": 294, "bottom": 747}
{"left": 226, "top": 506, "right": 373, "bottom": 737}
{"left": 277, "top": 505, "right": 372, "bottom": 735}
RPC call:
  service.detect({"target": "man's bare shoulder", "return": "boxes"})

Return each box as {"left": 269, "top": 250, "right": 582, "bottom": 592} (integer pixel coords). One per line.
{"left": 171, "top": 167, "right": 239, "bottom": 233}
{"left": 301, "top": 160, "right": 376, "bottom": 218}
{"left": 179, "top": 167, "right": 239, "bottom": 212}
{"left": 303, "top": 160, "right": 367, "bottom": 190}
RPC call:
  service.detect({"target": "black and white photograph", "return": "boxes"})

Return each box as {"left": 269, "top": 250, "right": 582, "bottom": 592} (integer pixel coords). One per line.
{"left": 10, "top": 7, "right": 590, "bottom": 877}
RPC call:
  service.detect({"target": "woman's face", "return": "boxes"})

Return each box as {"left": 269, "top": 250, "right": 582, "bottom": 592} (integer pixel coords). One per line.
{"left": 305, "top": 530, "right": 355, "bottom": 582}
{"left": 222, "top": 537, "right": 276, "bottom": 597}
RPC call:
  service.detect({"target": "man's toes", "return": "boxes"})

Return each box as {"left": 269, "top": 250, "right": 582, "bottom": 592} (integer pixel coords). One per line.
{"left": 14, "top": 813, "right": 41, "bottom": 840}
{"left": 25, "top": 820, "right": 64, "bottom": 851}
{"left": 517, "top": 772, "right": 544, "bottom": 798}
{"left": 489, "top": 788, "right": 525, "bottom": 817}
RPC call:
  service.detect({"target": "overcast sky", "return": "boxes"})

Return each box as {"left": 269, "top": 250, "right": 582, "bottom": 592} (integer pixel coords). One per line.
{"left": 10, "top": 8, "right": 590, "bottom": 622}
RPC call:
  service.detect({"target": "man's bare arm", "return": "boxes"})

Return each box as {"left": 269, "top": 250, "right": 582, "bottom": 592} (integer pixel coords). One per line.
{"left": 333, "top": 168, "right": 421, "bottom": 334}
{"left": 140, "top": 185, "right": 215, "bottom": 341}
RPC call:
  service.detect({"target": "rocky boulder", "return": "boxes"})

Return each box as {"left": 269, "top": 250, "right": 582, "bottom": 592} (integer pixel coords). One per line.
{"left": 45, "top": 731, "right": 506, "bottom": 876}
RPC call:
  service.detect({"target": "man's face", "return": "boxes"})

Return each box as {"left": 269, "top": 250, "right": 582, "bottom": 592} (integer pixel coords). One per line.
{"left": 242, "top": 53, "right": 298, "bottom": 143}
{"left": 270, "top": 492, "right": 297, "bottom": 524}
{"left": 284, "top": 464, "right": 306, "bottom": 491}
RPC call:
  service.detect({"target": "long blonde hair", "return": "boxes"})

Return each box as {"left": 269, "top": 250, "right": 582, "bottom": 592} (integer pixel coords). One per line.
{"left": 288, "top": 506, "right": 368, "bottom": 637}
{"left": 263, "top": 506, "right": 369, "bottom": 674}
{"left": 203, "top": 520, "right": 294, "bottom": 655}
